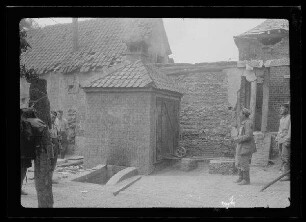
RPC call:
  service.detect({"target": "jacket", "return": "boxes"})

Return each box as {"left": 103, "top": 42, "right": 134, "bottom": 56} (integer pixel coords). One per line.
{"left": 236, "top": 118, "right": 256, "bottom": 156}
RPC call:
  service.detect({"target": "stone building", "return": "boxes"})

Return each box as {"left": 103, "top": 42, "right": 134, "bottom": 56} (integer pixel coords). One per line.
{"left": 81, "top": 59, "right": 182, "bottom": 174}
{"left": 228, "top": 19, "right": 290, "bottom": 166}
{"left": 230, "top": 19, "right": 290, "bottom": 132}
{"left": 20, "top": 18, "right": 172, "bottom": 154}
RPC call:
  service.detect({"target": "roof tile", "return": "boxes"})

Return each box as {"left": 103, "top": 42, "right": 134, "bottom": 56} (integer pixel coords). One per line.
{"left": 82, "top": 59, "right": 182, "bottom": 94}
{"left": 21, "top": 18, "right": 160, "bottom": 74}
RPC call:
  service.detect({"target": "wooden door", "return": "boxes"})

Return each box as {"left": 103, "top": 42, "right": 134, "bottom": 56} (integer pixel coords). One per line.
{"left": 156, "top": 97, "right": 179, "bottom": 162}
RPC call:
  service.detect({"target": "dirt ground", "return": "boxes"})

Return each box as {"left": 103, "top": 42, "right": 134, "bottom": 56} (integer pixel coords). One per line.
{"left": 21, "top": 158, "right": 290, "bottom": 208}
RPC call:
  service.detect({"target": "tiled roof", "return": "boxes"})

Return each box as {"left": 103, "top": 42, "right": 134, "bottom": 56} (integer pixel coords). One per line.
{"left": 82, "top": 59, "right": 182, "bottom": 94}
{"left": 235, "top": 19, "right": 289, "bottom": 38}
{"left": 20, "top": 18, "right": 162, "bottom": 75}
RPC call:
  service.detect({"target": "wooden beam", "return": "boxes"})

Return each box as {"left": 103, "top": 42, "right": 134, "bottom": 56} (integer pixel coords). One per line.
{"left": 261, "top": 68, "right": 270, "bottom": 132}
{"left": 249, "top": 79, "right": 257, "bottom": 126}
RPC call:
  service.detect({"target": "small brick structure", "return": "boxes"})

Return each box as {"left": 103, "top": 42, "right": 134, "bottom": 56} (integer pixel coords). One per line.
{"left": 209, "top": 159, "right": 237, "bottom": 175}
{"left": 179, "top": 158, "right": 198, "bottom": 171}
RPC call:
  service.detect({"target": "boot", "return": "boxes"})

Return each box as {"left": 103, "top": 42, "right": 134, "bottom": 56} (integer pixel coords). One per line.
{"left": 238, "top": 170, "right": 250, "bottom": 185}
{"left": 280, "top": 163, "right": 290, "bottom": 181}
{"left": 234, "top": 169, "right": 243, "bottom": 183}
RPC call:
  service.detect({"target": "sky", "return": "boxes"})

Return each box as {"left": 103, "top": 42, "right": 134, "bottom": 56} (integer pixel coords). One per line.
{"left": 33, "top": 18, "right": 266, "bottom": 64}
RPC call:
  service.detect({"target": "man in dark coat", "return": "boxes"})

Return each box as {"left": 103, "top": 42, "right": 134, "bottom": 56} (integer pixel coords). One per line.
{"left": 234, "top": 108, "right": 257, "bottom": 185}
{"left": 20, "top": 107, "right": 46, "bottom": 195}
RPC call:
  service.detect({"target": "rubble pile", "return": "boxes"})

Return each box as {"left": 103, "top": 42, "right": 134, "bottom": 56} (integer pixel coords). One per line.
{"left": 55, "top": 164, "right": 89, "bottom": 178}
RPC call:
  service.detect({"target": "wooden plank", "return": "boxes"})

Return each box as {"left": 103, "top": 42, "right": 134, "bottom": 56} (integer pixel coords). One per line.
{"left": 156, "top": 99, "right": 162, "bottom": 162}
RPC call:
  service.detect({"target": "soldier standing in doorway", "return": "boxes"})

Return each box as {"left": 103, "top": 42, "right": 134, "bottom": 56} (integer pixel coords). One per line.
{"left": 56, "top": 110, "right": 69, "bottom": 159}
{"left": 275, "top": 102, "right": 291, "bottom": 181}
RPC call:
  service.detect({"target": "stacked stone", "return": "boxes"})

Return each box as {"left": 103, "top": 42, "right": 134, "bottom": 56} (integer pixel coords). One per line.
{"left": 179, "top": 158, "right": 198, "bottom": 171}
{"left": 169, "top": 70, "right": 233, "bottom": 159}
{"left": 209, "top": 159, "right": 237, "bottom": 175}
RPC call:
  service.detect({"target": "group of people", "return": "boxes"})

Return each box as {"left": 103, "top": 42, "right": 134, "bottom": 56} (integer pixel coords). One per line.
{"left": 20, "top": 108, "right": 69, "bottom": 195}
{"left": 233, "top": 102, "right": 291, "bottom": 185}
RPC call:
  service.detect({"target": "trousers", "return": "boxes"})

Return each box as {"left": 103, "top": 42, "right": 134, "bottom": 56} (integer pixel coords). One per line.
{"left": 280, "top": 141, "right": 290, "bottom": 173}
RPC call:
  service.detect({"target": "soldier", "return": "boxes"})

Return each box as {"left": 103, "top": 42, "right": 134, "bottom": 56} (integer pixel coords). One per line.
{"left": 233, "top": 108, "right": 257, "bottom": 185}
{"left": 275, "top": 102, "right": 291, "bottom": 181}
{"left": 56, "top": 110, "right": 69, "bottom": 159}
{"left": 20, "top": 107, "right": 46, "bottom": 195}
{"left": 50, "top": 111, "right": 60, "bottom": 184}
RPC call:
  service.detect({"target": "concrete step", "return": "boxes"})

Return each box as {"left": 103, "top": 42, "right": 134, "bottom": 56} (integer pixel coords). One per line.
{"left": 106, "top": 167, "right": 138, "bottom": 186}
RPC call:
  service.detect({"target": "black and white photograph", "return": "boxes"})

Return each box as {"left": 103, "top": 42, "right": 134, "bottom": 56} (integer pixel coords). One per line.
{"left": 6, "top": 5, "right": 302, "bottom": 216}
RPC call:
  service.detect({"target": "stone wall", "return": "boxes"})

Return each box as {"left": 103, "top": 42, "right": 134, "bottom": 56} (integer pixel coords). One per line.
{"left": 167, "top": 68, "right": 235, "bottom": 158}
{"left": 235, "top": 36, "right": 289, "bottom": 61}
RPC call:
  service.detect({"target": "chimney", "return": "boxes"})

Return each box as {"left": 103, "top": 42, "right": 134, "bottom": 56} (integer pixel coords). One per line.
{"left": 72, "top": 18, "right": 78, "bottom": 51}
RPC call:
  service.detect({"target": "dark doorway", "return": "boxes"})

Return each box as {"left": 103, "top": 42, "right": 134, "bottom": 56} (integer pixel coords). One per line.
{"left": 244, "top": 79, "right": 251, "bottom": 109}
{"left": 254, "top": 82, "right": 263, "bottom": 131}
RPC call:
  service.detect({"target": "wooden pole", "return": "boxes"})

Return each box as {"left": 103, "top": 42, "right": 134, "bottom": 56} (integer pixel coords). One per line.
{"left": 29, "top": 78, "right": 54, "bottom": 208}
{"left": 261, "top": 68, "right": 270, "bottom": 133}
{"left": 249, "top": 79, "right": 257, "bottom": 126}
{"left": 260, "top": 170, "right": 290, "bottom": 192}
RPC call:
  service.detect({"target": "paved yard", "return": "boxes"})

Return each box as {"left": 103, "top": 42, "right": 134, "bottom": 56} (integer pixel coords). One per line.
{"left": 21, "top": 160, "right": 290, "bottom": 208}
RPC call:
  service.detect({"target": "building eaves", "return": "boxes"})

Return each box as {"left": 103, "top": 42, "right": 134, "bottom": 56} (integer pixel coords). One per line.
{"left": 234, "top": 19, "right": 289, "bottom": 39}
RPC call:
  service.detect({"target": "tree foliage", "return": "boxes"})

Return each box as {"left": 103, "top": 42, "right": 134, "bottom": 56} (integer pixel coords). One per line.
{"left": 20, "top": 18, "right": 39, "bottom": 81}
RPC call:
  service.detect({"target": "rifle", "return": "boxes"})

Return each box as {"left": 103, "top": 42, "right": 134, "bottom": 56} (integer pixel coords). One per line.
{"left": 260, "top": 170, "right": 290, "bottom": 192}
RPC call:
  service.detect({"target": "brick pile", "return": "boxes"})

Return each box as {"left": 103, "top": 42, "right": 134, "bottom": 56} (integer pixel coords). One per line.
{"left": 209, "top": 159, "right": 237, "bottom": 175}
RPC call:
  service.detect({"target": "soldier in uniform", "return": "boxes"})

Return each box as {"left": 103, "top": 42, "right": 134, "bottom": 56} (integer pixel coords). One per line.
{"left": 233, "top": 108, "right": 257, "bottom": 185}
{"left": 50, "top": 111, "right": 60, "bottom": 184}
{"left": 56, "top": 110, "right": 69, "bottom": 159}
{"left": 275, "top": 102, "right": 291, "bottom": 181}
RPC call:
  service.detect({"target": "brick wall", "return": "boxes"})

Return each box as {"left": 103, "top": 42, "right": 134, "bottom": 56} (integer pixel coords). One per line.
{"left": 169, "top": 71, "right": 234, "bottom": 158}
{"left": 83, "top": 91, "right": 153, "bottom": 174}
{"left": 267, "top": 66, "right": 290, "bottom": 132}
